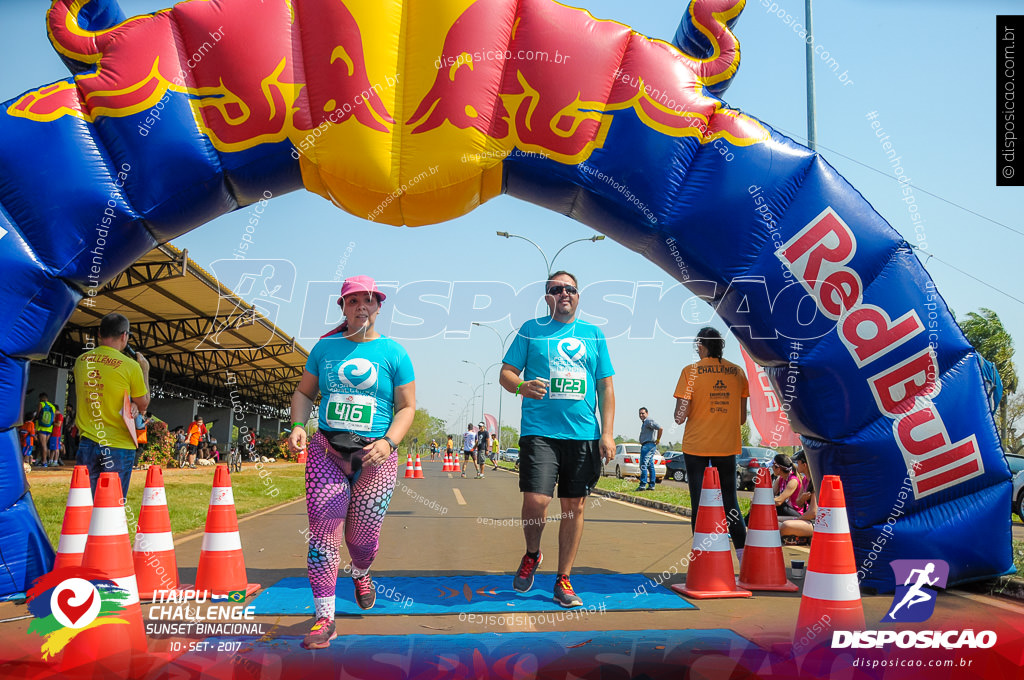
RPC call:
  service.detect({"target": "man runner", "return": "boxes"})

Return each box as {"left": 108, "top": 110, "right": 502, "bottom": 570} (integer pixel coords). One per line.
{"left": 461, "top": 423, "right": 476, "bottom": 479}
{"left": 500, "top": 271, "right": 615, "bottom": 608}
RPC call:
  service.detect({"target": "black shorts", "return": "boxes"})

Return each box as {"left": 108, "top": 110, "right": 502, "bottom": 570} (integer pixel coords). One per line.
{"left": 463, "top": 450, "right": 475, "bottom": 461}
{"left": 188, "top": 443, "right": 199, "bottom": 455}
{"left": 519, "top": 435, "right": 602, "bottom": 498}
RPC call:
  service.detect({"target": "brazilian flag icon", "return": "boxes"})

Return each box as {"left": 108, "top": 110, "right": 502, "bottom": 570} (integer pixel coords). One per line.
{"left": 228, "top": 590, "right": 246, "bottom": 603}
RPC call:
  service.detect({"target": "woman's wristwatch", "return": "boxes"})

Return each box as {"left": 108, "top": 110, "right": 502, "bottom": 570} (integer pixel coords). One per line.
{"left": 380, "top": 435, "right": 397, "bottom": 450}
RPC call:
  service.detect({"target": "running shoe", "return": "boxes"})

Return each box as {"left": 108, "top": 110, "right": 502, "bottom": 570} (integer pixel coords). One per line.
{"left": 513, "top": 552, "right": 543, "bottom": 592}
{"left": 553, "top": 574, "right": 583, "bottom": 608}
{"left": 353, "top": 573, "right": 376, "bottom": 610}
{"left": 479, "top": 473, "right": 485, "bottom": 478}
{"left": 301, "top": 617, "right": 336, "bottom": 649}
{"left": 633, "top": 486, "right": 646, "bottom": 492}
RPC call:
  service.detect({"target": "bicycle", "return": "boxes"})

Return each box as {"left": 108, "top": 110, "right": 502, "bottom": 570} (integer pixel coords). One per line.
{"left": 175, "top": 443, "right": 188, "bottom": 469}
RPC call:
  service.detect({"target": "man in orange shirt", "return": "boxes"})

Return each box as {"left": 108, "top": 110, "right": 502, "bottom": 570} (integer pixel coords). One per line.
{"left": 673, "top": 326, "right": 749, "bottom": 561}
{"left": 185, "top": 416, "right": 207, "bottom": 469}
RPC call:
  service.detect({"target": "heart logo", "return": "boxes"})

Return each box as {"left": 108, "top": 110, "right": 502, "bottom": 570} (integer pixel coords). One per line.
{"left": 50, "top": 578, "right": 102, "bottom": 629}
{"left": 557, "top": 338, "right": 586, "bottom": 362}
{"left": 56, "top": 588, "right": 95, "bottom": 625}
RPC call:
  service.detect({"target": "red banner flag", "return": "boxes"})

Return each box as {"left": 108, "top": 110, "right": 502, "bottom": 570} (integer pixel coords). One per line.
{"left": 740, "top": 348, "right": 801, "bottom": 448}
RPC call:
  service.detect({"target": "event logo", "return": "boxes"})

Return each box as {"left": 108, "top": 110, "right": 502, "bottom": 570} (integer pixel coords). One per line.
{"left": 557, "top": 338, "right": 586, "bottom": 363}
{"left": 205, "top": 259, "right": 297, "bottom": 351}
{"left": 882, "top": 559, "right": 949, "bottom": 623}
{"left": 26, "top": 569, "right": 132, "bottom": 659}
{"left": 338, "top": 359, "right": 378, "bottom": 390}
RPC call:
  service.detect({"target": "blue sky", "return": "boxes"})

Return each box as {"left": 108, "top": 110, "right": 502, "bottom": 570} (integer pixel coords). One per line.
{"left": 2, "top": 0, "right": 1021, "bottom": 441}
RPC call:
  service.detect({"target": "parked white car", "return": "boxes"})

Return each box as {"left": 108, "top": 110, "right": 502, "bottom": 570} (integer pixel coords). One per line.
{"left": 1013, "top": 470, "right": 1024, "bottom": 522}
{"left": 604, "top": 443, "right": 665, "bottom": 482}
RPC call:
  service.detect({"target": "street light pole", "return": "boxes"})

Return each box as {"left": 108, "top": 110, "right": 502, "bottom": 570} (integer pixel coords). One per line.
{"left": 495, "top": 231, "right": 605, "bottom": 278}
{"left": 473, "top": 323, "right": 516, "bottom": 450}
{"left": 462, "top": 359, "right": 501, "bottom": 423}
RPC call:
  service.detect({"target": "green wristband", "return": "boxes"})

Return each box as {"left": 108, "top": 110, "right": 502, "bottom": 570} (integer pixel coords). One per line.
{"left": 515, "top": 381, "right": 525, "bottom": 396}
{"left": 292, "top": 421, "right": 305, "bottom": 429}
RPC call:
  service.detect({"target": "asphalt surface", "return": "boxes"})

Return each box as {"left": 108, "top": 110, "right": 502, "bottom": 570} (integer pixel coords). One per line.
{"left": 3, "top": 461, "right": 1023, "bottom": 648}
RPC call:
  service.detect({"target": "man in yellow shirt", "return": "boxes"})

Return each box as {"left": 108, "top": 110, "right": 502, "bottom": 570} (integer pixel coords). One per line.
{"left": 73, "top": 313, "right": 150, "bottom": 498}
{"left": 673, "top": 327, "right": 749, "bottom": 561}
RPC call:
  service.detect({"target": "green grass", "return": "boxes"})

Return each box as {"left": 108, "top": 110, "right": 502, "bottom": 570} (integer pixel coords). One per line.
{"left": 493, "top": 459, "right": 752, "bottom": 515}
{"left": 1014, "top": 540, "right": 1024, "bottom": 578}
{"left": 29, "top": 464, "right": 306, "bottom": 547}
{"left": 596, "top": 477, "right": 752, "bottom": 516}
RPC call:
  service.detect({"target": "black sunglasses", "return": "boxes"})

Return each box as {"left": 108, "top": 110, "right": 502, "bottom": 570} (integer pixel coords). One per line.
{"left": 546, "top": 284, "right": 578, "bottom": 296}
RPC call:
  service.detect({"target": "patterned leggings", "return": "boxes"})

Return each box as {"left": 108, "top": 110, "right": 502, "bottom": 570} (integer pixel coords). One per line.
{"left": 305, "top": 431, "right": 398, "bottom": 600}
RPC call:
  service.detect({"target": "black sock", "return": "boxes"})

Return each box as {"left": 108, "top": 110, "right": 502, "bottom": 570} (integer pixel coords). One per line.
{"left": 526, "top": 550, "right": 539, "bottom": 560}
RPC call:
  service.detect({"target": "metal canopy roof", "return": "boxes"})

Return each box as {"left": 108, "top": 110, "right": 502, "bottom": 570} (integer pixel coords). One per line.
{"left": 47, "top": 243, "right": 307, "bottom": 414}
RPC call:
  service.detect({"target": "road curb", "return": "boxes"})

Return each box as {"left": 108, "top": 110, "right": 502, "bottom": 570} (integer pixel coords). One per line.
{"left": 590, "top": 488, "right": 694, "bottom": 519}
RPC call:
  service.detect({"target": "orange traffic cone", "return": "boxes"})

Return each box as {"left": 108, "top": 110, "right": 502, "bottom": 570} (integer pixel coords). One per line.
{"left": 671, "top": 466, "right": 751, "bottom": 599}
{"left": 794, "top": 475, "right": 864, "bottom": 645}
{"left": 442, "top": 451, "right": 452, "bottom": 472}
{"left": 133, "top": 467, "right": 183, "bottom": 599}
{"left": 194, "top": 465, "right": 260, "bottom": 598}
{"left": 414, "top": 453, "right": 424, "bottom": 479}
{"left": 738, "top": 468, "right": 798, "bottom": 592}
{"left": 52, "top": 466, "right": 93, "bottom": 571}
{"left": 404, "top": 454, "right": 415, "bottom": 479}
{"left": 453, "top": 453, "right": 461, "bottom": 473}
{"left": 60, "top": 472, "right": 146, "bottom": 672}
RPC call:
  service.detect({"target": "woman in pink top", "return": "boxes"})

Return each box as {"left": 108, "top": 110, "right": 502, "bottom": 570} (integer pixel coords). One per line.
{"left": 771, "top": 453, "right": 803, "bottom": 518}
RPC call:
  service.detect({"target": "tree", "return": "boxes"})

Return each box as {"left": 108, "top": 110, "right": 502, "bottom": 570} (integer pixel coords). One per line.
{"left": 959, "top": 308, "right": 1019, "bottom": 445}
{"left": 498, "top": 425, "right": 519, "bottom": 449}
{"left": 740, "top": 421, "right": 752, "bottom": 447}
{"left": 1004, "top": 391, "right": 1024, "bottom": 454}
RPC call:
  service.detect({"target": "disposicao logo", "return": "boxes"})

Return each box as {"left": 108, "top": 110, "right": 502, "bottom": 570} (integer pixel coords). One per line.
{"left": 833, "top": 559, "right": 997, "bottom": 650}
{"left": 883, "top": 559, "right": 949, "bottom": 623}
{"left": 26, "top": 569, "right": 132, "bottom": 659}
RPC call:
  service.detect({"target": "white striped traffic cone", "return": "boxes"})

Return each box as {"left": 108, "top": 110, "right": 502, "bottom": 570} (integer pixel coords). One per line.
{"left": 671, "top": 465, "right": 751, "bottom": 599}
{"left": 795, "top": 475, "right": 864, "bottom": 645}
{"left": 52, "top": 466, "right": 92, "bottom": 571}
{"left": 61, "top": 472, "right": 146, "bottom": 671}
{"left": 738, "top": 467, "right": 798, "bottom": 592}
{"left": 133, "top": 466, "right": 184, "bottom": 599}
{"left": 194, "top": 465, "right": 259, "bottom": 599}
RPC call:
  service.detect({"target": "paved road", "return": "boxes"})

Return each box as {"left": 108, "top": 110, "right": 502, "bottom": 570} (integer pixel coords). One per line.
{"left": 3, "top": 460, "right": 1022, "bottom": 675}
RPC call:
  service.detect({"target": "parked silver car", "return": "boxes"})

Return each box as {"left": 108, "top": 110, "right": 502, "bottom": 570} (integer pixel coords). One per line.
{"left": 604, "top": 443, "right": 665, "bottom": 482}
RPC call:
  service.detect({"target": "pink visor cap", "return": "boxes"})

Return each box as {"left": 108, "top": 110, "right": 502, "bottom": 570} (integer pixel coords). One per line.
{"left": 337, "top": 275, "right": 387, "bottom": 305}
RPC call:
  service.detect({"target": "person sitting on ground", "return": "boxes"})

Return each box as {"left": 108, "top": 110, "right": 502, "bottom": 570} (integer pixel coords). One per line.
{"left": 781, "top": 449, "right": 817, "bottom": 545}
{"left": 210, "top": 445, "right": 221, "bottom": 462}
{"left": 772, "top": 453, "right": 803, "bottom": 518}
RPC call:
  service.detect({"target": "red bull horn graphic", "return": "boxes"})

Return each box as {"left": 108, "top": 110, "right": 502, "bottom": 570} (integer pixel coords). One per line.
{"left": 13, "top": 0, "right": 393, "bottom": 150}
{"left": 0, "top": 0, "right": 1013, "bottom": 631}
{"left": 11, "top": 0, "right": 765, "bottom": 225}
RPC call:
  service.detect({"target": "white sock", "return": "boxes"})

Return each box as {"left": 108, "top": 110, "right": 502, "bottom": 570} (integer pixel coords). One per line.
{"left": 314, "top": 596, "right": 335, "bottom": 620}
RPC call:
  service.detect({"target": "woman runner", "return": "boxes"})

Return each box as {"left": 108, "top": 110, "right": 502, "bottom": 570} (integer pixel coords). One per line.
{"left": 287, "top": 275, "right": 415, "bottom": 650}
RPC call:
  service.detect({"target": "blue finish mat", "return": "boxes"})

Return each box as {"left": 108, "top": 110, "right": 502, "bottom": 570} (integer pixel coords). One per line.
{"left": 250, "top": 574, "right": 695, "bottom": 616}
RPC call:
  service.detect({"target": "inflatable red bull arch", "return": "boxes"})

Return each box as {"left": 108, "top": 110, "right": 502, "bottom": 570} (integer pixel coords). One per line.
{"left": 0, "top": 0, "right": 1012, "bottom": 595}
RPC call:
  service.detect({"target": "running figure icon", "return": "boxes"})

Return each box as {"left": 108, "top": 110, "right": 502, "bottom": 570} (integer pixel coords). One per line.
{"left": 886, "top": 562, "right": 939, "bottom": 619}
